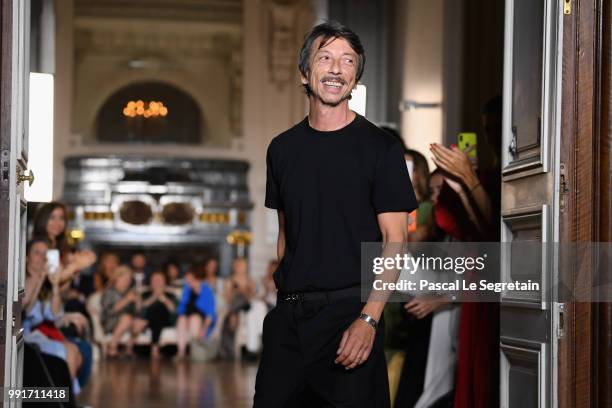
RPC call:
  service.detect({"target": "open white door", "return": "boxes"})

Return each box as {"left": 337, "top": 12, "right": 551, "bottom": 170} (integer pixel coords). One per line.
{"left": 0, "top": 0, "right": 31, "bottom": 396}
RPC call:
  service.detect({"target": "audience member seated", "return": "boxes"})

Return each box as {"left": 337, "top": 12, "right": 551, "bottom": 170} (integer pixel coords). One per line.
{"left": 203, "top": 257, "right": 225, "bottom": 310}
{"left": 175, "top": 266, "right": 216, "bottom": 361}
{"left": 141, "top": 270, "right": 178, "bottom": 359}
{"left": 31, "top": 202, "right": 97, "bottom": 279}
{"left": 101, "top": 266, "right": 148, "bottom": 358}
{"left": 23, "top": 238, "right": 83, "bottom": 393}
{"left": 31, "top": 202, "right": 97, "bottom": 315}
{"left": 164, "top": 259, "right": 183, "bottom": 289}
{"left": 93, "top": 251, "right": 120, "bottom": 293}
{"left": 130, "top": 252, "right": 151, "bottom": 292}
{"left": 219, "top": 258, "right": 267, "bottom": 361}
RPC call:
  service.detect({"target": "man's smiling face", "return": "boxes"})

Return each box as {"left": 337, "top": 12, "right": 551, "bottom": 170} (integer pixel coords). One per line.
{"left": 301, "top": 36, "right": 358, "bottom": 107}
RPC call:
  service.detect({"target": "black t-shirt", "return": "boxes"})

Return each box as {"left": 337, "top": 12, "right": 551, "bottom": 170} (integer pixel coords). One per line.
{"left": 265, "top": 114, "right": 418, "bottom": 292}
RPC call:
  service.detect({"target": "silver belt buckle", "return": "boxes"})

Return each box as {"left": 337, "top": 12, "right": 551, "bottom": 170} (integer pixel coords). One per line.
{"left": 284, "top": 293, "right": 302, "bottom": 301}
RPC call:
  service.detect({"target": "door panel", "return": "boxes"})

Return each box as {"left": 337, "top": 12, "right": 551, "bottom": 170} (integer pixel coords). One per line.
{"left": 510, "top": 0, "right": 545, "bottom": 162}
{"left": 501, "top": 342, "right": 548, "bottom": 408}
{"left": 501, "top": 205, "right": 550, "bottom": 306}
{"left": 501, "top": 0, "right": 562, "bottom": 406}
{"left": 0, "top": 0, "right": 30, "bottom": 389}
{"left": 503, "top": 0, "right": 556, "bottom": 177}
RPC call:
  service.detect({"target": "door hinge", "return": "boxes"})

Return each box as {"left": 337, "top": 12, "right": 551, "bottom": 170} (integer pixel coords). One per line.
{"left": 564, "top": 0, "right": 572, "bottom": 15}
{"left": 557, "top": 303, "right": 566, "bottom": 338}
{"left": 509, "top": 126, "right": 518, "bottom": 159}
{"left": 559, "top": 162, "right": 569, "bottom": 212}
{"left": 1, "top": 149, "right": 10, "bottom": 191}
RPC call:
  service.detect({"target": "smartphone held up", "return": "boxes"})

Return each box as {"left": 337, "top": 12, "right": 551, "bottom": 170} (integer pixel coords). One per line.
{"left": 46, "top": 249, "right": 60, "bottom": 275}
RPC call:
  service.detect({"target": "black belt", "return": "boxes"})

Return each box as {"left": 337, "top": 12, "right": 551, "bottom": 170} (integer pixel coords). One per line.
{"left": 277, "top": 285, "right": 363, "bottom": 303}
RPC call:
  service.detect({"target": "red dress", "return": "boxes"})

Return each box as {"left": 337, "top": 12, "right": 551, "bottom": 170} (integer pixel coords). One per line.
{"left": 434, "top": 185, "right": 500, "bottom": 407}
{"left": 454, "top": 301, "right": 500, "bottom": 407}
{"left": 453, "top": 171, "right": 501, "bottom": 407}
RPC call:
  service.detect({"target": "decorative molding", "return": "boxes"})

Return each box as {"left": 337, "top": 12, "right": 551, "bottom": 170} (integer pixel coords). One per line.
{"left": 74, "top": 27, "right": 240, "bottom": 60}
{"left": 229, "top": 52, "right": 243, "bottom": 137}
{"left": 75, "top": 0, "right": 242, "bottom": 24}
{"left": 262, "top": 0, "right": 314, "bottom": 96}
{"left": 267, "top": 0, "right": 299, "bottom": 87}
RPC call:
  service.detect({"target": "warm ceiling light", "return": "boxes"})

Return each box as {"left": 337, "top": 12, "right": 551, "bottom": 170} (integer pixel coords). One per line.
{"left": 123, "top": 100, "right": 168, "bottom": 118}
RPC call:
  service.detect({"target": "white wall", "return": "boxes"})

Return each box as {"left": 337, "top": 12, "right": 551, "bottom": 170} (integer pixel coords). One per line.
{"left": 399, "top": 0, "right": 445, "bottom": 169}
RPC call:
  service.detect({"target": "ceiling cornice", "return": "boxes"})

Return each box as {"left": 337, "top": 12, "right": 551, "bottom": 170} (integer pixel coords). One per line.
{"left": 74, "top": 0, "right": 243, "bottom": 24}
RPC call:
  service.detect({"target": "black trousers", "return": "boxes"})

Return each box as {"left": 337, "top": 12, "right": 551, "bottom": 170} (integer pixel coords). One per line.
{"left": 145, "top": 302, "right": 173, "bottom": 344}
{"left": 23, "top": 343, "right": 75, "bottom": 408}
{"left": 254, "top": 297, "right": 390, "bottom": 408}
{"left": 393, "top": 312, "right": 433, "bottom": 407}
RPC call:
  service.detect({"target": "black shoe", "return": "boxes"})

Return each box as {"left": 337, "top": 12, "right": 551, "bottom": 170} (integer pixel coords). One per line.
{"left": 240, "top": 346, "right": 259, "bottom": 362}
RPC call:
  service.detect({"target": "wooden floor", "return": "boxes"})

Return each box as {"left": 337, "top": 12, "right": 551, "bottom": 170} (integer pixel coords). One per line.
{"left": 79, "top": 358, "right": 259, "bottom": 408}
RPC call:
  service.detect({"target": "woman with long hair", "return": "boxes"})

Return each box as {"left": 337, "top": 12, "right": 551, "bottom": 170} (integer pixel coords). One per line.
{"left": 31, "top": 202, "right": 70, "bottom": 253}
{"left": 31, "top": 202, "right": 97, "bottom": 286}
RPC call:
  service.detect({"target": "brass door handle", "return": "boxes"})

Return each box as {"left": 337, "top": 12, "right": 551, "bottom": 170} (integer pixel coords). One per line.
{"left": 17, "top": 169, "right": 35, "bottom": 186}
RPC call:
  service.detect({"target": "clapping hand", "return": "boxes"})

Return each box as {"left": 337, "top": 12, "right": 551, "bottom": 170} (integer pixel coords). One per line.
{"left": 429, "top": 143, "right": 479, "bottom": 190}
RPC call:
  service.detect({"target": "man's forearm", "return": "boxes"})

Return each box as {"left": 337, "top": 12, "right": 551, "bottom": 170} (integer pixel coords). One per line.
{"left": 362, "top": 230, "right": 407, "bottom": 321}
{"left": 277, "top": 234, "right": 285, "bottom": 262}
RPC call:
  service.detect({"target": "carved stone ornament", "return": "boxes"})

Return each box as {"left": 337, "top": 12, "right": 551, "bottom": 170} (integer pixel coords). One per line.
{"left": 267, "top": 0, "right": 298, "bottom": 87}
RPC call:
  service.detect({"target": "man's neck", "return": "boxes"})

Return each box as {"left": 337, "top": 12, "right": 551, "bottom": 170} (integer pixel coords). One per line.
{"left": 308, "top": 99, "right": 355, "bottom": 131}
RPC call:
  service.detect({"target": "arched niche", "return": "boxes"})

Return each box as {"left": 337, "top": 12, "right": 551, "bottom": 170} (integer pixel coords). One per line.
{"left": 95, "top": 81, "right": 203, "bottom": 144}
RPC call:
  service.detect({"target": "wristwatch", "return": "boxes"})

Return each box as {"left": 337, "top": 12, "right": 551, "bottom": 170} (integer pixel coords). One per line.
{"left": 359, "top": 313, "right": 378, "bottom": 330}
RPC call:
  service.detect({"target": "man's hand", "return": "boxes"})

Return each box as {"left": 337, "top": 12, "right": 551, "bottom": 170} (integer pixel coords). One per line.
{"left": 335, "top": 318, "right": 375, "bottom": 369}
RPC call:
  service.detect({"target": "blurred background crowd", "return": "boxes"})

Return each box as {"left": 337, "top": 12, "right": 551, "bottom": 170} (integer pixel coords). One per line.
{"left": 23, "top": 199, "right": 279, "bottom": 403}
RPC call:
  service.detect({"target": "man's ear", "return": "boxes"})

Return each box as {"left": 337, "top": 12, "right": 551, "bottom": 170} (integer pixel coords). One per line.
{"left": 300, "top": 72, "right": 309, "bottom": 85}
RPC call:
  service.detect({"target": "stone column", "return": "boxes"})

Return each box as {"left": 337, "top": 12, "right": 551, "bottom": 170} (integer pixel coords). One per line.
{"left": 242, "top": 0, "right": 314, "bottom": 278}
{"left": 53, "top": 0, "right": 74, "bottom": 199}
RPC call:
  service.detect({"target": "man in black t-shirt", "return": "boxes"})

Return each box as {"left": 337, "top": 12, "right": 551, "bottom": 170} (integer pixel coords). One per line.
{"left": 254, "top": 21, "right": 417, "bottom": 408}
